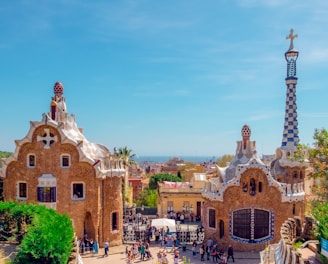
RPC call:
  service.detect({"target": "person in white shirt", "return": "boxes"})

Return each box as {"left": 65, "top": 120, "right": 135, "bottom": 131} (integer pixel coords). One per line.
{"left": 220, "top": 252, "right": 227, "bottom": 264}
{"left": 180, "top": 213, "right": 185, "bottom": 224}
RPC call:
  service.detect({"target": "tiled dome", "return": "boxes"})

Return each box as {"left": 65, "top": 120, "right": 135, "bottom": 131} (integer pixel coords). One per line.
{"left": 241, "top": 124, "right": 251, "bottom": 137}
{"left": 54, "top": 81, "right": 64, "bottom": 95}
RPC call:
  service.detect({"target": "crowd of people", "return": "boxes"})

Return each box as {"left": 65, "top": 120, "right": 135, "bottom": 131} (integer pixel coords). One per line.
{"left": 124, "top": 233, "right": 235, "bottom": 264}
{"left": 79, "top": 212, "right": 235, "bottom": 263}
{"left": 126, "top": 240, "right": 153, "bottom": 263}
{"left": 77, "top": 237, "right": 99, "bottom": 255}
{"left": 124, "top": 211, "right": 151, "bottom": 231}
{"left": 200, "top": 237, "right": 234, "bottom": 264}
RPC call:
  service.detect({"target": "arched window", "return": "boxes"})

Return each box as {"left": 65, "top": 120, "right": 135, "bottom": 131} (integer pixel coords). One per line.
{"left": 258, "top": 182, "right": 262, "bottom": 193}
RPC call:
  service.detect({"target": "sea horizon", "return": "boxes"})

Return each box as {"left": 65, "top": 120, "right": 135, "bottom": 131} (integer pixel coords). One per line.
{"left": 134, "top": 155, "right": 218, "bottom": 164}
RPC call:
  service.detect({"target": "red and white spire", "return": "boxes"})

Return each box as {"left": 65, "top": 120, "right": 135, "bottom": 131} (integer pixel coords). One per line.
{"left": 50, "top": 81, "right": 67, "bottom": 121}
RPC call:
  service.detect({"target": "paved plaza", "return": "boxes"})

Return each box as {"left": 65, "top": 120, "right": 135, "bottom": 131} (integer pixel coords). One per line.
{"left": 81, "top": 243, "right": 262, "bottom": 264}
{"left": 81, "top": 221, "right": 262, "bottom": 264}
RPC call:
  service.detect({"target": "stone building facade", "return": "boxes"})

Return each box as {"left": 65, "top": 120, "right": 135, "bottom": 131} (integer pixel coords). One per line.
{"left": 0, "top": 82, "right": 125, "bottom": 246}
{"left": 201, "top": 30, "right": 306, "bottom": 251}
{"left": 158, "top": 173, "right": 206, "bottom": 220}
{"left": 202, "top": 125, "right": 305, "bottom": 251}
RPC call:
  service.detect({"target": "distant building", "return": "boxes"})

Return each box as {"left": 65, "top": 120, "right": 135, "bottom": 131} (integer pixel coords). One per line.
{"left": 128, "top": 177, "right": 144, "bottom": 200}
{"left": 0, "top": 82, "right": 125, "bottom": 246}
{"left": 157, "top": 173, "right": 206, "bottom": 220}
{"left": 202, "top": 29, "right": 306, "bottom": 251}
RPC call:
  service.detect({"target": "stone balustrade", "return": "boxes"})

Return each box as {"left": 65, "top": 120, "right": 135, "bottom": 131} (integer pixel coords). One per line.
{"left": 280, "top": 183, "right": 305, "bottom": 203}
{"left": 274, "top": 218, "right": 302, "bottom": 264}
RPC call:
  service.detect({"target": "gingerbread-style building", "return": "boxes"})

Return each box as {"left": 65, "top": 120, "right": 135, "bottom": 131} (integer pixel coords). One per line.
{"left": 0, "top": 82, "right": 125, "bottom": 246}
{"left": 202, "top": 29, "right": 306, "bottom": 251}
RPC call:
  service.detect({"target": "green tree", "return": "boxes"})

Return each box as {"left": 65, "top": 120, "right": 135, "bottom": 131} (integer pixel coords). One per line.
{"left": 115, "top": 146, "right": 136, "bottom": 167}
{"left": 15, "top": 209, "right": 74, "bottom": 264}
{"left": 136, "top": 188, "right": 158, "bottom": 207}
{"left": 135, "top": 173, "right": 182, "bottom": 207}
{"left": 296, "top": 128, "right": 328, "bottom": 200}
{"left": 311, "top": 201, "right": 328, "bottom": 240}
{"left": 0, "top": 151, "right": 12, "bottom": 168}
{"left": 0, "top": 202, "right": 74, "bottom": 264}
{"left": 115, "top": 146, "right": 136, "bottom": 206}
{"left": 0, "top": 151, "right": 11, "bottom": 159}
{"left": 295, "top": 128, "right": 328, "bottom": 259}
{"left": 148, "top": 173, "right": 182, "bottom": 190}
{"left": 307, "top": 128, "right": 328, "bottom": 201}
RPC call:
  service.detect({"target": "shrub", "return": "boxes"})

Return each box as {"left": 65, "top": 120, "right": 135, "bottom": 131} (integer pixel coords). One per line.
{"left": 0, "top": 202, "right": 74, "bottom": 264}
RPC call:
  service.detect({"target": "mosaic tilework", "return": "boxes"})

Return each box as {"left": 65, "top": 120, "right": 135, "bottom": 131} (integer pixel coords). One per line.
{"left": 281, "top": 81, "right": 299, "bottom": 150}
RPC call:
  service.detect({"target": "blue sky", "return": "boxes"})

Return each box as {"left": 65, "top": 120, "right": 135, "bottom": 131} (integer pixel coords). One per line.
{"left": 1, "top": 1, "right": 328, "bottom": 157}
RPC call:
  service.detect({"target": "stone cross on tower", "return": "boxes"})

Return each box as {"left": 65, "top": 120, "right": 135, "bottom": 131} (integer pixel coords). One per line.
{"left": 286, "top": 28, "right": 298, "bottom": 51}
{"left": 37, "top": 128, "right": 58, "bottom": 149}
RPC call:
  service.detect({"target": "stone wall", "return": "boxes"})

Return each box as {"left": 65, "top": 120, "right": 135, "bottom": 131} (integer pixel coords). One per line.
{"left": 3, "top": 124, "right": 123, "bottom": 247}
{"left": 274, "top": 217, "right": 317, "bottom": 264}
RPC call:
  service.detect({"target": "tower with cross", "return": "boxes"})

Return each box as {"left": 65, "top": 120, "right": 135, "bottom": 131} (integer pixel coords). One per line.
{"left": 281, "top": 28, "right": 299, "bottom": 151}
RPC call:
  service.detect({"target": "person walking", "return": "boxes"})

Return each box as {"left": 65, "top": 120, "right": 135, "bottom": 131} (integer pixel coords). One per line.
{"left": 173, "top": 251, "right": 179, "bottom": 264}
{"left": 140, "top": 243, "right": 146, "bottom": 261}
{"left": 227, "top": 245, "right": 234, "bottom": 262}
{"left": 161, "top": 253, "right": 169, "bottom": 264}
{"left": 200, "top": 244, "right": 205, "bottom": 261}
{"left": 220, "top": 252, "right": 228, "bottom": 264}
{"left": 103, "top": 240, "right": 109, "bottom": 257}
{"left": 192, "top": 241, "right": 197, "bottom": 256}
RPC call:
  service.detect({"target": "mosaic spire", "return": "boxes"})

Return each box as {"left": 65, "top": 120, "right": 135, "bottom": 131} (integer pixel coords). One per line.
{"left": 281, "top": 29, "right": 299, "bottom": 151}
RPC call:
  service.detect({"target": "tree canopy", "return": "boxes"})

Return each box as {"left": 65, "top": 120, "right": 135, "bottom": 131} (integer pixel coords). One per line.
{"left": 296, "top": 128, "right": 328, "bottom": 247}
{"left": 114, "top": 146, "right": 136, "bottom": 166}
{"left": 134, "top": 173, "right": 182, "bottom": 207}
{"left": 0, "top": 201, "right": 74, "bottom": 264}
{"left": 0, "top": 151, "right": 11, "bottom": 158}
{"left": 148, "top": 173, "right": 182, "bottom": 190}
{"left": 296, "top": 128, "right": 328, "bottom": 201}
{"left": 0, "top": 151, "right": 12, "bottom": 168}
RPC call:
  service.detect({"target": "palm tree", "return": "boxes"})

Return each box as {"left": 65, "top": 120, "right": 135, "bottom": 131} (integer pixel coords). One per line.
{"left": 114, "top": 146, "right": 136, "bottom": 207}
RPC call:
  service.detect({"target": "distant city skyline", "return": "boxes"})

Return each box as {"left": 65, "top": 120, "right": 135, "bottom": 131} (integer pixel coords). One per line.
{"left": 1, "top": 1, "right": 328, "bottom": 156}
